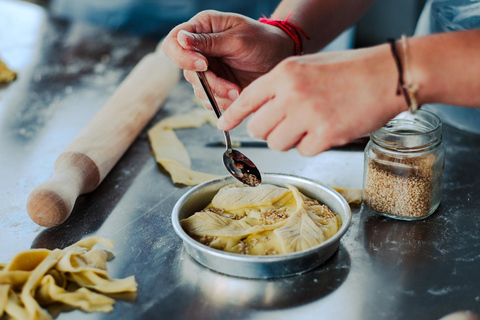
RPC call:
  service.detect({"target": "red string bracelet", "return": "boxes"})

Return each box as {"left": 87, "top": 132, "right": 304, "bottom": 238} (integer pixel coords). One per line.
{"left": 258, "top": 11, "right": 310, "bottom": 55}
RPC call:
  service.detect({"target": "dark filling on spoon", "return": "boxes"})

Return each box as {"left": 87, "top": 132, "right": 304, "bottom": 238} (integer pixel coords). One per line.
{"left": 227, "top": 150, "right": 261, "bottom": 187}
{"left": 241, "top": 173, "right": 261, "bottom": 187}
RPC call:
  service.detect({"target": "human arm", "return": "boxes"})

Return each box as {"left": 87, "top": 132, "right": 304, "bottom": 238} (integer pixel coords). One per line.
{"left": 404, "top": 30, "right": 480, "bottom": 108}
{"left": 268, "top": 0, "right": 375, "bottom": 54}
{"left": 216, "top": 29, "right": 480, "bottom": 156}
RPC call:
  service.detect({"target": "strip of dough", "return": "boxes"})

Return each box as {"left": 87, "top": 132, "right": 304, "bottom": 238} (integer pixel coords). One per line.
{"left": 0, "top": 237, "right": 137, "bottom": 320}
{"left": 0, "top": 58, "right": 17, "bottom": 84}
{"left": 332, "top": 187, "right": 363, "bottom": 204}
{"left": 148, "top": 108, "right": 218, "bottom": 185}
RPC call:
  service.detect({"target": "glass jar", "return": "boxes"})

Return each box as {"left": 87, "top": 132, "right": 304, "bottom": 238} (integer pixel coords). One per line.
{"left": 363, "top": 110, "right": 445, "bottom": 220}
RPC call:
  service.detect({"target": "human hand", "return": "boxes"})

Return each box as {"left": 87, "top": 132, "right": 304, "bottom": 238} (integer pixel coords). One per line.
{"left": 163, "top": 10, "right": 295, "bottom": 110}
{"left": 216, "top": 44, "right": 412, "bottom": 156}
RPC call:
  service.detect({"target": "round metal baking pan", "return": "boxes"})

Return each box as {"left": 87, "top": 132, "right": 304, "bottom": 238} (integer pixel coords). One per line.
{"left": 171, "top": 173, "right": 352, "bottom": 279}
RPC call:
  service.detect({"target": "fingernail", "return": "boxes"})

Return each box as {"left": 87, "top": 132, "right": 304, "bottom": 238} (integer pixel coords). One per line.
{"left": 194, "top": 59, "right": 207, "bottom": 71}
{"left": 217, "top": 117, "right": 226, "bottom": 130}
{"left": 179, "top": 30, "right": 193, "bottom": 38}
{"left": 178, "top": 30, "right": 194, "bottom": 48}
{"left": 228, "top": 90, "right": 239, "bottom": 100}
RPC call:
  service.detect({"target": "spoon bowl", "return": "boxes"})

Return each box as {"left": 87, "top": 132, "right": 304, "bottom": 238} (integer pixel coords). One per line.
{"left": 197, "top": 71, "right": 262, "bottom": 187}
{"left": 223, "top": 148, "right": 261, "bottom": 187}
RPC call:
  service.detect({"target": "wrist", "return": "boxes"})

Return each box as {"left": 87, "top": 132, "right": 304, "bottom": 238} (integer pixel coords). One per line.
{"left": 377, "top": 43, "right": 411, "bottom": 115}
{"left": 257, "top": 22, "right": 297, "bottom": 67}
{"left": 389, "top": 36, "right": 434, "bottom": 108}
{"left": 403, "top": 36, "right": 439, "bottom": 107}
{"left": 266, "top": 23, "right": 297, "bottom": 56}
{"left": 258, "top": 12, "right": 310, "bottom": 56}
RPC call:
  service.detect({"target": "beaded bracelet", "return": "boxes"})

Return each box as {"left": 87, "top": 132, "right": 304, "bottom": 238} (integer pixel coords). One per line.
{"left": 259, "top": 11, "right": 310, "bottom": 55}
{"left": 387, "top": 36, "right": 419, "bottom": 113}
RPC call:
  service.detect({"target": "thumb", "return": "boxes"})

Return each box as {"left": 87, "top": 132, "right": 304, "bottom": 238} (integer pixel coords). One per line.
{"left": 177, "top": 30, "right": 234, "bottom": 58}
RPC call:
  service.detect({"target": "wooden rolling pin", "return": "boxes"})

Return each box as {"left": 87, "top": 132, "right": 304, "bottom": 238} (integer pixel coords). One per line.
{"left": 27, "top": 43, "right": 181, "bottom": 227}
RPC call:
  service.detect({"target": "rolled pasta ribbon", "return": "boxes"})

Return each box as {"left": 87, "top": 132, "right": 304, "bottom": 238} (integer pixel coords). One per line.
{"left": 0, "top": 237, "right": 137, "bottom": 320}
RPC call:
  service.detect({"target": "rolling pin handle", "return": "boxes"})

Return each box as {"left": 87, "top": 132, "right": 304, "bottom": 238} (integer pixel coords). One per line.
{"left": 27, "top": 152, "right": 100, "bottom": 227}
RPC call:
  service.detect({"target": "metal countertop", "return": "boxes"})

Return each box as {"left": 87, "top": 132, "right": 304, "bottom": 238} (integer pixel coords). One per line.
{"left": 1, "top": 1, "right": 479, "bottom": 319}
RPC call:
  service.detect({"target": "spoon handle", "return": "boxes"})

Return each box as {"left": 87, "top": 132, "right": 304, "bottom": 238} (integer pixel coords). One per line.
{"left": 196, "top": 72, "right": 232, "bottom": 150}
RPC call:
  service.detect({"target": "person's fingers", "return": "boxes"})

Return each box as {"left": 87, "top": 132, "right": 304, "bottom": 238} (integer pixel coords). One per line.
{"left": 192, "top": 87, "right": 208, "bottom": 101}
{"left": 163, "top": 22, "right": 209, "bottom": 71}
{"left": 216, "top": 98, "right": 233, "bottom": 110}
{"left": 217, "top": 76, "right": 276, "bottom": 131}
{"left": 165, "top": 11, "right": 245, "bottom": 72}
{"left": 296, "top": 117, "right": 362, "bottom": 156}
{"left": 192, "top": 86, "right": 232, "bottom": 110}
{"left": 176, "top": 11, "right": 243, "bottom": 58}
{"left": 206, "top": 72, "right": 240, "bottom": 101}
{"left": 246, "top": 100, "right": 285, "bottom": 140}
{"left": 198, "top": 96, "right": 233, "bottom": 110}
{"left": 201, "top": 99, "right": 212, "bottom": 110}
{"left": 295, "top": 133, "right": 326, "bottom": 157}
{"left": 265, "top": 118, "right": 307, "bottom": 152}
{"left": 186, "top": 70, "right": 237, "bottom": 111}
{"left": 183, "top": 70, "right": 199, "bottom": 85}
{"left": 185, "top": 70, "right": 240, "bottom": 101}
{"left": 177, "top": 30, "right": 240, "bottom": 58}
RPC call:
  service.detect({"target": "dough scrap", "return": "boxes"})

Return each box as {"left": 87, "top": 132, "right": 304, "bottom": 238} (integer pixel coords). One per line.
{"left": 181, "top": 183, "right": 342, "bottom": 255}
{"left": 332, "top": 187, "right": 363, "bottom": 204}
{"left": 0, "top": 236, "right": 137, "bottom": 320}
{"left": 148, "top": 108, "right": 218, "bottom": 185}
{"left": 0, "top": 58, "right": 17, "bottom": 84}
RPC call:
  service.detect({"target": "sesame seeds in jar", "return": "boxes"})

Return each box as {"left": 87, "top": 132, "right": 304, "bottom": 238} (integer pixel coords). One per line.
{"left": 363, "top": 110, "right": 445, "bottom": 220}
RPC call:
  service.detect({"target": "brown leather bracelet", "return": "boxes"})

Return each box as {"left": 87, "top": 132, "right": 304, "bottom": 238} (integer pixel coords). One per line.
{"left": 387, "top": 38, "right": 412, "bottom": 109}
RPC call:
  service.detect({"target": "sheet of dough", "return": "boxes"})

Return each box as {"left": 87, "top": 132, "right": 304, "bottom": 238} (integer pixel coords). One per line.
{"left": 148, "top": 108, "right": 219, "bottom": 185}
{"left": 182, "top": 183, "right": 342, "bottom": 255}
{"left": 0, "top": 236, "right": 137, "bottom": 320}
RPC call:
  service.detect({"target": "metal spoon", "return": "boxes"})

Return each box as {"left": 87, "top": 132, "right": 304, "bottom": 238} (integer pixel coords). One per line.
{"left": 196, "top": 71, "right": 262, "bottom": 187}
